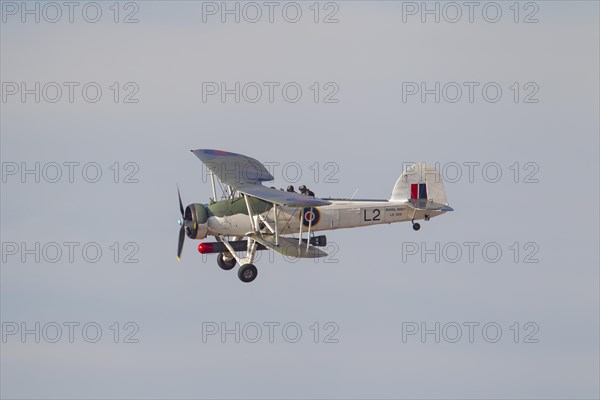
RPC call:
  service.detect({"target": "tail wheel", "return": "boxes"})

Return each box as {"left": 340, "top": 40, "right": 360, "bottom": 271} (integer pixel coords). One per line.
{"left": 217, "top": 253, "right": 236, "bottom": 271}
{"left": 238, "top": 264, "right": 258, "bottom": 283}
{"left": 412, "top": 223, "right": 421, "bottom": 231}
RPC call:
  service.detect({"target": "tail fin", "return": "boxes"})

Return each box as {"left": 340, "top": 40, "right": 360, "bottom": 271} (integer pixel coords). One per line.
{"left": 390, "top": 163, "right": 448, "bottom": 205}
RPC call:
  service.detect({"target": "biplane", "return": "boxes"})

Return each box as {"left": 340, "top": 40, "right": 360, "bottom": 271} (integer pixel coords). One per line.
{"left": 177, "top": 149, "right": 453, "bottom": 282}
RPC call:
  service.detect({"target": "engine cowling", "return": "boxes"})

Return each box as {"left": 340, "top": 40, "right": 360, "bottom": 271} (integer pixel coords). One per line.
{"left": 184, "top": 203, "right": 208, "bottom": 239}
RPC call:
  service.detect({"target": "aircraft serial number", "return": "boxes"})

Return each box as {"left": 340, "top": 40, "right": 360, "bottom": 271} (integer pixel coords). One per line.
{"left": 363, "top": 209, "right": 381, "bottom": 221}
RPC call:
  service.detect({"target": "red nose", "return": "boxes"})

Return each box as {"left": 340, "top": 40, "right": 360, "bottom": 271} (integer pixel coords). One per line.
{"left": 198, "top": 242, "right": 214, "bottom": 254}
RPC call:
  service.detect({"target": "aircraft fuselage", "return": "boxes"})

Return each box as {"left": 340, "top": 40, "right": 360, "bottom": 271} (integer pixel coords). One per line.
{"left": 205, "top": 198, "right": 446, "bottom": 237}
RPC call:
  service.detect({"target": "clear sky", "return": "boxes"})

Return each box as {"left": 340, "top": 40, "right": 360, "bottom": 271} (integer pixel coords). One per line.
{"left": 1, "top": 1, "right": 599, "bottom": 399}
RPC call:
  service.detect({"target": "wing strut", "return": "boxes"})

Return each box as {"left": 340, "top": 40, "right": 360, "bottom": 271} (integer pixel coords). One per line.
{"left": 243, "top": 194, "right": 257, "bottom": 232}
{"left": 210, "top": 171, "right": 218, "bottom": 203}
{"left": 298, "top": 212, "right": 303, "bottom": 245}
{"left": 274, "top": 204, "right": 279, "bottom": 246}
{"left": 306, "top": 207, "right": 313, "bottom": 250}
{"left": 297, "top": 207, "right": 314, "bottom": 250}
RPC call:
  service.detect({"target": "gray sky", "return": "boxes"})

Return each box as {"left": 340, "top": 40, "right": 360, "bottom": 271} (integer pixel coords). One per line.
{"left": 1, "top": 1, "right": 599, "bottom": 399}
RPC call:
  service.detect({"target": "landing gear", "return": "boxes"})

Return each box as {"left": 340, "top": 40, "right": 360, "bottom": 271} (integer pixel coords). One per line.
{"left": 412, "top": 222, "right": 421, "bottom": 231}
{"left": 238, "top": 264, "right": 258, "bottom": 283}
{"left": 217, "top": 235, "right": 259, "bottom": 283}
{"left": 217, "top": 253, "right": 236, "bottom": 270}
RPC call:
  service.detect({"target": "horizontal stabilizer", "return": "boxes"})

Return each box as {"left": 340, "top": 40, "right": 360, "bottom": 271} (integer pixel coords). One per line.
{"left": 250, "top": 234, "right": 328, "bottom": 259}
{"left": 406, "top": 198, "right": 454, "bottom": 212}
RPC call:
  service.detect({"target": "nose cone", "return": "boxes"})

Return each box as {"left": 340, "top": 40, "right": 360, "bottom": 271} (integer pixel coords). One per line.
{"left": 178, "top": 218, "right": 184, "bottom": 226}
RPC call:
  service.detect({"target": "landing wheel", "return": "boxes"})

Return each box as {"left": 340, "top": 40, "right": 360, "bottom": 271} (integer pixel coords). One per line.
{"left": 217, "top": 253, "right": 236, "bottom": 270}
{"left": 412, "top": 222, "right": 421, "bottom": 231}
{"left": 238, "top": 264, "right": 258, "bottom": 283}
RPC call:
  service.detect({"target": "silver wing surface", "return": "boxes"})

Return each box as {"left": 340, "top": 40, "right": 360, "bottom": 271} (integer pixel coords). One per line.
{"left": 236, "top": 183, "right": 330, "bottom": 207}
{"left": 191, "top": 149, "right": 274, "bottom": 184}
{"left": 192, "top": 149, "right": 331, "bottom": 207}
{"left": 249, "top": 234, "right": 328, "bottom": 258}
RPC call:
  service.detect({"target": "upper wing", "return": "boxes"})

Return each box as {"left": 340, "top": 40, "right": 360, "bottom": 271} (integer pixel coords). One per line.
{"left": 191, "top": 149, "right": 331, "bottom": 207}
{"left": 236, "top": 183, "right": 331, "bottom": 207}
{"left": 191, "top": 149, "right": 274, "bottom": 185}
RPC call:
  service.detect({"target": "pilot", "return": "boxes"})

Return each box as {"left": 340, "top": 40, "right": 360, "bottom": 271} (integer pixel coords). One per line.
{"left": 286, "top": 185, "right": 296, "bottom": 193}
{"left": 299, "top": 185, "right": 315, "bottom": 197}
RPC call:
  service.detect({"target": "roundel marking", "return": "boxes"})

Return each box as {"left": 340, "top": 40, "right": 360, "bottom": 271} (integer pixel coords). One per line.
{"left": 301, "top": 207, "right": 320, "bottom": 227}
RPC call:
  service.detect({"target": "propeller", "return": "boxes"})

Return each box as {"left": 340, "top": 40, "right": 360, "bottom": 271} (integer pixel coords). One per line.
{"left": 177, "top": 185, "right": 203, "bottom": 261}
{"left": 178, "top": 185, "right": 184, "bottom": 216}
{"left": 177, "top": 223, "right": 185, "bottom": 261}
{"left": 177, "top": 185, "right": 188, "bottom": 261}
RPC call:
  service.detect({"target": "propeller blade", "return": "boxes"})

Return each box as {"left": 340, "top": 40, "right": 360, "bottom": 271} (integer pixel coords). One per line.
{"left": 177, "top": 225, "right": 185, "bottom": 261}
{"left": 177, "top": 185, "right": 184, "bottom": 217}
